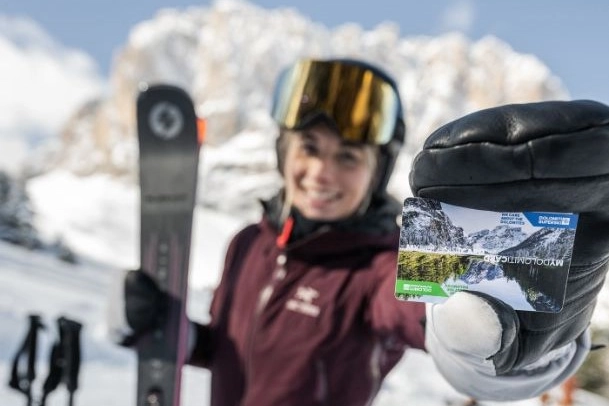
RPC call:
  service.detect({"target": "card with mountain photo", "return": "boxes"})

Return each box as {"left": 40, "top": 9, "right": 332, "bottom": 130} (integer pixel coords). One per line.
{"left": 395, "top": 197, "right": 579, "bottom": 312}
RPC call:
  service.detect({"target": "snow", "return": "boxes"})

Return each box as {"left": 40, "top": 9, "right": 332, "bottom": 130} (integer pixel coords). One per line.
{"left": 0, "top": 2, "right": 607, "bottom": 404}
{"left": 27, "top": 171, "right": 138, "bottom": 269}
{"left": 26, "top": 170, "right": 246, "bottom": 289}
{"left": 0, "top": 238, "right": 210, "bottom": 406}
{"left": 0, "top": 172, "right": 606, "bottom": 405}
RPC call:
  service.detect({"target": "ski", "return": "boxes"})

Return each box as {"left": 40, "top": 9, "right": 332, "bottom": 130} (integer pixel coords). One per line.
{"left": 135, "top": 83, "right": 201, "bottom": 406}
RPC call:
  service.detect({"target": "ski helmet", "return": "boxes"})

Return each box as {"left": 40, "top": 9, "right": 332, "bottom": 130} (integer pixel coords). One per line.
{"left": 271, "top": 58, "right": 405, "bottom": 197}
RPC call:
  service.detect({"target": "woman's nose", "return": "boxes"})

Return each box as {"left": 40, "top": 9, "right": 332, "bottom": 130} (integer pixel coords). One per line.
{"left": 307, "top": 156, "right": 335, "bottom": 182}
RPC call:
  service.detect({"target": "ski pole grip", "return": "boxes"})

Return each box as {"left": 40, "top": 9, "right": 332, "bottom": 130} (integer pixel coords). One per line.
{"left": 58, "top": 317, "right": 83, "bottom": 394}
{"left": 8, "top": 313, "right": 43, "bottom": 397}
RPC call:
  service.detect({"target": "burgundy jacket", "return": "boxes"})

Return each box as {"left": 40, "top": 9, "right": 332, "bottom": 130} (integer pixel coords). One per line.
{"left": 189, "top": 216, "right": 426, "bottom": 406}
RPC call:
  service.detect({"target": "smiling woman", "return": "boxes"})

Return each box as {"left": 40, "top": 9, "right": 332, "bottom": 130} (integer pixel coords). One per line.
{"left": 120, "top": 57, "right": 428, "bottom": 406}
{"left": 281, "top": 125, "right": 377, "bottom": 221}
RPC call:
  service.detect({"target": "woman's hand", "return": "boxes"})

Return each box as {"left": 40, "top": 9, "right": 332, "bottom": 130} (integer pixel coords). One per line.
{"left": 410, "top": 99, "right": 609, "bottom": 400}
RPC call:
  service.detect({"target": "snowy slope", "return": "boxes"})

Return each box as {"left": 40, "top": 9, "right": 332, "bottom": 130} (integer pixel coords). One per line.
{"left": 0, "top": 172, "right": 607, "bottom": 405}
{"left": 1, "top": 1, "right": 608, "bottom": 404}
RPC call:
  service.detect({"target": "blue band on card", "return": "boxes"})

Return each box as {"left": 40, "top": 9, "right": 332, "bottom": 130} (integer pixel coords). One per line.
{"left": 522, "top": 212, "right": 579, "bottom": 229}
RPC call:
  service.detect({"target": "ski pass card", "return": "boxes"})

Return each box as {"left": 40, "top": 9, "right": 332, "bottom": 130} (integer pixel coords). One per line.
{"left": 394, "top": 197, "right": 579, "bottom": 312}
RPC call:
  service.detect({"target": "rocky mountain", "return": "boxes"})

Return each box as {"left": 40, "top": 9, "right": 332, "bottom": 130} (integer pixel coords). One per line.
{"left": 42, "top": 0, "right": 568, "bottom": 218}
{"left": 459, "top": 260, "right": 504, "bottom": 284}
{"left": 400, "top": 198, "right": 469, "bottom": 250}
{"left": 467, "top": 225, "right": 529, "bottom": 254}
{"left": 401, "top": 201, "right": 573, "bottom": 260}
{"left": 500, "top": 227, "right": 576, "bottom": 260}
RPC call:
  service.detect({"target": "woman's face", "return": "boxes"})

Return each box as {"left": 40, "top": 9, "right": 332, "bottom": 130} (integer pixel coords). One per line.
{"left": 283, "top": 123, "right": 375, "bottom": 221}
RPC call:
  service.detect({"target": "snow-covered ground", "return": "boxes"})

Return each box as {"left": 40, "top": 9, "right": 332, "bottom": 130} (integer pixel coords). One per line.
{"left": 0, "top": 170, "right": 608, "bottom": 405}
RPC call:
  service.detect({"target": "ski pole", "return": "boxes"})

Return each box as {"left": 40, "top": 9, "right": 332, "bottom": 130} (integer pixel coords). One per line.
{"left": 8, "top": 314, "right": 44, "bottom": 406}
{"left": 59, "top": 317, "right": 82, "bottom": 406}
{"left": 40, "top": 316, "right": 83, "bottom": 406}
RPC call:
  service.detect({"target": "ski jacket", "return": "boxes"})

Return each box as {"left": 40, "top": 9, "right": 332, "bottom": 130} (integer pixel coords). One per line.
{"left": 189, "top": 215, "right": 426, "bottom": 406}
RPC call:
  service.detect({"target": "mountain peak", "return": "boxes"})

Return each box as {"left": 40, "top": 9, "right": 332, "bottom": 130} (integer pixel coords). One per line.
{"left": 32, "top": 1, "right": 569, "bottom": 218}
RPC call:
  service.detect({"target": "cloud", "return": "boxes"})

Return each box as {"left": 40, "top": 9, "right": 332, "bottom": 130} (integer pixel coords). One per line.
{"left": 0, "top": 15, "right": 106, "bottom": 174}
{"left": 439, "top": 0, "right": 476, "bottom": 33}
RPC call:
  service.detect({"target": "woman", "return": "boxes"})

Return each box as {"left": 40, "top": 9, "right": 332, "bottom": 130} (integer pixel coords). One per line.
{"left": 120, "top": 58, "right": 608, "bottom": 405}
{"left": 121, "top": 58, "right": 427, "bottom": 405}
{"left": 189, "top": 58, "right": 427, "bottom": 405}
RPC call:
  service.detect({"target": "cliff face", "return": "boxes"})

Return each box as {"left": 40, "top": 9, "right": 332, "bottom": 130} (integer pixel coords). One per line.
{"left": 49, "top": 0, "right": 568, "bottom": 215}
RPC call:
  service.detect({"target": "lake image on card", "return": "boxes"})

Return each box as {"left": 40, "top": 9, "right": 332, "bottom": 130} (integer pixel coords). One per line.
{"left": 394, "top": 198, "right": 579, "bottom": 312}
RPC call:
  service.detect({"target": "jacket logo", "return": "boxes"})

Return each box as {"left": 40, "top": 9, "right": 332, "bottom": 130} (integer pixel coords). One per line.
{"left": 286, "top": 286, "right": 320, "bottom": 317}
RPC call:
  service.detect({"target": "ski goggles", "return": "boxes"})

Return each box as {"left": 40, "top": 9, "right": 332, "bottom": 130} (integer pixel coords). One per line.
{"left": 271, "top": 59, "right": 401, "bottom": 146}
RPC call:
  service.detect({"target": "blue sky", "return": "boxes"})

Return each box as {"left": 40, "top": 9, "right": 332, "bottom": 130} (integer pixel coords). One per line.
{"left": 2, "top": 0, "right": 609, "bottom": 104}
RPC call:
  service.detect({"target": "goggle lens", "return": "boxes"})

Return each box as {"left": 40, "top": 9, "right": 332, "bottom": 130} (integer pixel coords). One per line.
{"left": 272, "top": 60, "right": 400, "bottom": 145}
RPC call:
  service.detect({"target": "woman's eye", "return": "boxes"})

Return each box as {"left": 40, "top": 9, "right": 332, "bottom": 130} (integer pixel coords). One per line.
{"left": 337, "top": 151, "right": 361, "bottom": 166}
{"left": 301, "top": 142, "right": 318, "bottom": 155}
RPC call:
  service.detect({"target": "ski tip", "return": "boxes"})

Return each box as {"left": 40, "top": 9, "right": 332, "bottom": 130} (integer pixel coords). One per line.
{"left": 197, "top": 118, "right": 207, "bottom": 145}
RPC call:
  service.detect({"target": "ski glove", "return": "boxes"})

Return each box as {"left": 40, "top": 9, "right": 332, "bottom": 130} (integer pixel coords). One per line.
{"left": 121, "top": 269, "right": 168, "bottom": 346}
{"left": 410, "top": 100, "right": 609, "bottom": 400}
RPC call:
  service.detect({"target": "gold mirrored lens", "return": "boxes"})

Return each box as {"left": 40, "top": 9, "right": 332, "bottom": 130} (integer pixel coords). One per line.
{"left": 273, "top": 60, "right": 399, "bottom": 145}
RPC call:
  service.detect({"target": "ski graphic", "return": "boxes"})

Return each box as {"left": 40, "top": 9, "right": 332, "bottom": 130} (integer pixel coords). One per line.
{"left": 136, "top": 83, "right": 201, "bottom": 406}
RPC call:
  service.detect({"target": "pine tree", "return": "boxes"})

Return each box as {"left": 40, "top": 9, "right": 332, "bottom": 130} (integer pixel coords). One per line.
{"left": 0, "top": 171, "right": 40, "bottom": 249}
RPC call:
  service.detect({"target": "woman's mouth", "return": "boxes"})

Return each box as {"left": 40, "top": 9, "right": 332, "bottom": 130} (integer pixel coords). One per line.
{"left": 303, "top": 187, "right": 340, "bottom": 208}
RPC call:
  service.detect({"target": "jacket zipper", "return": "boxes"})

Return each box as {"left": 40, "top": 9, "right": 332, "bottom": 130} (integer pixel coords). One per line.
{"left": 244, "top": 225, "right": 331, "bottom": 390}
{"left": 256, "top": 253, "right": 287, "bottom": 313}
{"left": 245, "top": 251, "right": 287, "bottom": 381}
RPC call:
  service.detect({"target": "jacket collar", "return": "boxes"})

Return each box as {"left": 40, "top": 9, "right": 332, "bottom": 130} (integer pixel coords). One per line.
{"left": 259, "top": 215, "right": 399, "bottom": 262}
{"left": 260, "top": 190, "right": 401, "bottom": 261}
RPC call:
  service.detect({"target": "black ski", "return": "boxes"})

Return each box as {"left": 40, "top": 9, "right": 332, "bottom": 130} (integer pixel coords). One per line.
{"left": 136, "top": 84, "right": 201, "bottom": 406}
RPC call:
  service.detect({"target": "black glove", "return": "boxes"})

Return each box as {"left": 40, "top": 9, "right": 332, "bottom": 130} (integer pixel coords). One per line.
{"left": 122, "top": 269, "right": 168, "bottom": 345}
{"left": 410, "top": 100, "right": 609, "bottom": 398}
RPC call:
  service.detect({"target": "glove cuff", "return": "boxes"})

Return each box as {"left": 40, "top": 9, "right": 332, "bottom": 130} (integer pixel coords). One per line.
{"left": 426, "top": 318, "right": 590, "bottom": 400}
{"left": 105, "top": 269, "right": 134, "bottom": 345}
